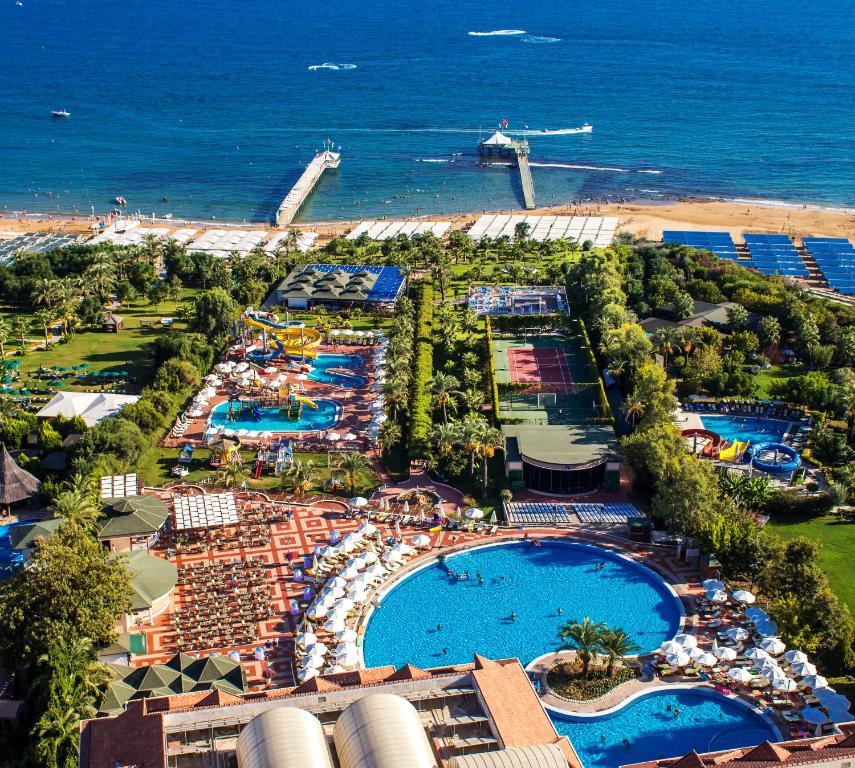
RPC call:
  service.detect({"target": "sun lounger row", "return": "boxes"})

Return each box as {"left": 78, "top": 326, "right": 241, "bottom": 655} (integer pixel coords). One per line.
{"left": 572, "top": 503, "right": 641, "bottom": 523}
{"left": 504, "top": 502, "right": 574, "bottom": 524}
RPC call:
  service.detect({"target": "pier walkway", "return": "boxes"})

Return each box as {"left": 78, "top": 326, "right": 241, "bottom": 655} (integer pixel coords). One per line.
{"left": 515, "top": 146, "right": 536, "bottom": 209}
{"left": 275, "top": 147, "right": 340, "bottom": 227}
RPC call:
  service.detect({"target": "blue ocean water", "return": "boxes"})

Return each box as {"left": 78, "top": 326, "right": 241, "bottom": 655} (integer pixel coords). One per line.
{"left": 362, "top": 541, "right": 683, "bottom": 669}
{"left": 1, "top": 0, "right": 853, "bottom": 222}
{"left": 551, "top": 689, "right": 779, "bottom": 768}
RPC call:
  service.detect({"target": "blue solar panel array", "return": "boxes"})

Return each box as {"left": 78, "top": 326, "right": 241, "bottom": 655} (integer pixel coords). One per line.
{"left": 662, "top": 231, "right": 738, "bottom": 259}
{"left": 743, "top": 234, "right": 808, "bottom": 278}
{"left": 303, "top": 263, "right": 406, "bottom": 303}
{"left": 803, "top": 238, "right": 855, "bottom": 296}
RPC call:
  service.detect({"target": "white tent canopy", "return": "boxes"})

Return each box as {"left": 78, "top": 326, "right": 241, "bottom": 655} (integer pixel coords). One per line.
{"left": 36, "top": 391, "right": 140, "bottom": 426}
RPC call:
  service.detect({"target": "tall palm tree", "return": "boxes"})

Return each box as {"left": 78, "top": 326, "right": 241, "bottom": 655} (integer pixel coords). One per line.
{"left": 34, "top": 308, "right": 56, "bottom": 349}
{"left": 428, "top": 372, "right": 461, "bottom": 423}
{"left": 430, "top": 422, "right": 460, "bottom": 456}
{"left": 33, "top": 277, "right": 59, "bottom": 310}
{"left": 332, "top": 451, "right": 371, "bottom": 495}
{"left": 473, "top": 420, "right": 504, "bottom": 492}
{"left": 378, "top": 420, "right": 402, "bottom": 454}
{"left": 13, "top": 316, "right": 30, "bottom": 351}
{"left": 652, "top": 327, "right": 681, "bottom": 369}
{"left": 621, "top": 393, "right": 645, "bottom": 427}
{"left": 599, "top": 628, "right": 640, "bottom": 677}
{"left": 558, "top": 617, "right": 605, "bottom": 677}
{"left": 285, "top": 459, "right": 317, "bottom": 495}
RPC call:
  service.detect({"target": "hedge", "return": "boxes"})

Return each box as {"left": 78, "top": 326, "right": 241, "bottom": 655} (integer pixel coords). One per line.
{"left": 490, "top": 313, "right": 565, "bottom": 333}
{"left": 577, "top": 316, "right": 613, "bottom": 423}
{"left": 409, "top": 281, "right": 434, "bottom": 459}
{"left": 484, "top": 316, "right": 501, "bottom": 418}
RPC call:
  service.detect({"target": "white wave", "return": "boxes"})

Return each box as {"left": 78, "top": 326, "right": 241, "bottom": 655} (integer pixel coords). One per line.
{"left": 637, "top": 169, "right": 663, "bottom": 174}
{"left": 307, "top": 62, "right": 357, "bottom": 71}
{"left": 468, "top": 29, "right": 526, "bottom": 36}
{"left": 415, "top": 158, "right": 452, "bottom": 163}
{"left": 520, "top": 35, "right": 561, "bottom": 44}
{"left": 726, "top": 197, "right": 855, "bottom": 215}
{"left": 529, "top": 162, "right": 630, "bottom": 172}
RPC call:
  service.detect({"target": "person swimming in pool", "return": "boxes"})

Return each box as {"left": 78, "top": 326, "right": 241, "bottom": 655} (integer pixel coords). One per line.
{"left": 510, "top": 612, "right": 516, "bottom": 622}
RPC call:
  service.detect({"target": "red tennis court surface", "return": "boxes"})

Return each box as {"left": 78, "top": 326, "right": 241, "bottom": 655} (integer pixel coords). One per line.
{"left": 507, "top": 347, "right": 573, "bottom": 390}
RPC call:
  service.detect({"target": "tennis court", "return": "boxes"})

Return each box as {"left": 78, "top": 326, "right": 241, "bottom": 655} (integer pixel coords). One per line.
{"left": 507, "top": 346, "right": 573, "bottom": 390}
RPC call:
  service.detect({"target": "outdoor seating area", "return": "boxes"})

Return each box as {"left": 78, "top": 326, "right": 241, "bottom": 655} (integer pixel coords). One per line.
{"left": 165, "top": 495, "right": 273, "bottom": 554}
{"left": 504, "top": 502, "right": 574, "bottom": 524}
{"left": 656, "top": 580, "right": 850, "bottom": 738}
{"left": 172, "top": 559, "right": 272, "bottom": 650}
{"left": 572, "top": 503, "right": 641, "bottom": 523}
{"left": 682, "top": 398, "right": 808, "bottom": 421}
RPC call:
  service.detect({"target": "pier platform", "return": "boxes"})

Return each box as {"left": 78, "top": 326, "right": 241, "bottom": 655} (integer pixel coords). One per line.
{"left": 478, "top": 131, "right": 535, "bottom": 210}
{"left": 275, "top": 145, "right": 340, "bottom": 227}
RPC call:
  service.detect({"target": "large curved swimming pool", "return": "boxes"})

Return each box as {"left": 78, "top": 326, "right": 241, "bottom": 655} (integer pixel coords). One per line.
{"left": 551, "top": 688, "right": 780, "bottom": 768}
{"left": 362, "top": 540, "right": 683, "bottom": 669}
{"left": 209, "top": 398, "right": 339, "bottom": 432}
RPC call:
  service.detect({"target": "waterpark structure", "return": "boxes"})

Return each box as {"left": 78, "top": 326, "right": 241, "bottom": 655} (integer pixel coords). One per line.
{"left": 240, "top": 310, "right": 323, "bottom": 363}
{"left": 682, "top": 428, "right": 802, "bottom": 474}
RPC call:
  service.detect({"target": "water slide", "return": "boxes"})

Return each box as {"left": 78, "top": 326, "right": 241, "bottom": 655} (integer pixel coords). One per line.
{"left": 243, "top": 312, "right": 322, "bottom": 361}
{"left": 294, "top": 395, "right": 318, "bottom": 409}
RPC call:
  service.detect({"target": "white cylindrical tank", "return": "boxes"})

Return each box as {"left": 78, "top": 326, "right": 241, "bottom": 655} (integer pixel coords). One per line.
{"left": 236, "top": 707, "right": 334, "bottom": 768}
{"left": 334, "top": 693, "right": 438, "bottom": 768}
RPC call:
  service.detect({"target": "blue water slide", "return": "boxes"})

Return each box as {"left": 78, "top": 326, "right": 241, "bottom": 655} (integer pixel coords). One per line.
{"left": 247, "top": 334, "right": 285, "bottom": 363}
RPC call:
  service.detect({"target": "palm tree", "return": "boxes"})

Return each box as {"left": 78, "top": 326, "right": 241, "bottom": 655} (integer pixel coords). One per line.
{"left": 13, "top": 316, "right": 29, "bottom": 351}
{"left": 50, "top": 489, "right": 101, "bottom": 534}
{"left": 600, "top": 628, "right": 640, "bottom": 677}
{"left": 217, "top": 461, "right": 249, "bottom": 489}
{"left": 0, "top": 317, "right": 9, "bottom": 361}
{"left": 430, "top": 422, "right": 459, "bottom": 456}
{"left": 828, "top": 482, "right": 849, "bottom": 515}
{"left": 33, "top": 277, "right": 59, "bottom": 309}
{"left": 428, "top": 372, "right": 461, "bottom": 423}
{"left": 286, "top": 459, "right": 318, "bottom": 495}
{"left": 558, "top": 617, "right": 605, "bottom": 677}
{"left": 652, "top": 327, "right": 681, "bottom": 369}
{"left": 378, "top": 420, "right": 402, "bottom": 454}
{"left": 34, "top": 308, "right": 56, "bottom": 349}
{"left": 621, "top": 393, "right": 645, "bottom": 427}
{"left": 473, "top": 420, "right": 504, "bottom": 492}
{"left": 333, "top": 451, "right": 371, "bottom": 495}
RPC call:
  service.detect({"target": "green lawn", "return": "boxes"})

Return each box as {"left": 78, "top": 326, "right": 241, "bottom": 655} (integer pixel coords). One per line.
{"left": 766, "top": 514, "right": 855, "bottom": 610}
{"left": 135, "top": 446, "right": 379, "bottom": 497}
{"left": 2, "top": 290, "right": 196, "bottom": 396}
{"left": 755, "top": 363, "right": 803, "bottom": 399}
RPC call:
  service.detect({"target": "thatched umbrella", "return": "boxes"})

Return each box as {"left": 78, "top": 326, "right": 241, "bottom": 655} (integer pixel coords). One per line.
{"left": 0, "top": 444, "right": 41, "bottom": 507}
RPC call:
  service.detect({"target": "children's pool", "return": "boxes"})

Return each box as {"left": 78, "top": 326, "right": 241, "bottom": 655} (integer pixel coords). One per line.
{"left": 551, "top": 688, "right": 779, "bottom": 768}
{"left": 362, "top": 540, "right": 683, "bottom": 669}
{"left": 309, "top": 354, "right": 367, "bottom": 388}
{"left": 700, "top": 415, "right": 791, "bottom": 445}
{"left": 209, "top": 399, "right": 340, "bottom": 432}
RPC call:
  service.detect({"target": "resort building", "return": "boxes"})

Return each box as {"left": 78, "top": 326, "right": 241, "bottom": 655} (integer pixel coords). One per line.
{"left": 641, "top": 300, "right": 760, "bottom": 335}
{"left": 79, "top": 655, "right": 581, "bottom": 768}
{"left": 501, "top": 424, "right": 621, "bottom": 494}
{"left": 264, "top": 264, "right": 405, "bottom": 310}
{"left": 621, "top": 724, "right": 855, "bottom": 768}
{"left": 122, "top": 550, "right": 178, "bottom": 632}
{"left": 96, "top": 495, "right": 170, "bottom": 553}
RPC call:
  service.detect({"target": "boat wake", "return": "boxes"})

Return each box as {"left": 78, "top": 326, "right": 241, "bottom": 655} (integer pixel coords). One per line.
{"left": 530, "top": 162, "right": 630, "bottom": 172}
{"left": 505, "top": 127, "right": 591, "bottom": 136}
{"left": 468, "top": 29, "right": 526, "bottom": 36}
{"left": 520, "top": 35, "right": 561, "bottom": 43}
{"left": 415, "top": 158, "right": 453, "bottom": 163}
{"left": 307, "top": 62, "right": 357, "bottom": 71}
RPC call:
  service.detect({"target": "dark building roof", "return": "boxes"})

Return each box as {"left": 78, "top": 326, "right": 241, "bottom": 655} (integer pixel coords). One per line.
{"left": 98, "top": 496, "right": 169, "bottom": 540}
{"left": 501, "top": 424, "right": 618, "bottom": 468}
{"left": 0, "top": 444, "right": 41, "bottom": 505}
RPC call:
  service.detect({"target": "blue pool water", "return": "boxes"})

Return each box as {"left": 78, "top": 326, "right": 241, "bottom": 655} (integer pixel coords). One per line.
{"left": 309, "top": 354, "right": 367, "bottom": 388}
{"left": 551, "top": 689, "right": 779, "bottom": 768}
{"left": 362, "top": 541, "right": 682, "bottom": 669}
{"left": 0, "top": 522, "right": 27, "bottom": 575}
{"left": 700, "top": 415, "right": 790, "bottom": 445}
{"left": 210, "top": 398, "right": 339, "bottom": 432}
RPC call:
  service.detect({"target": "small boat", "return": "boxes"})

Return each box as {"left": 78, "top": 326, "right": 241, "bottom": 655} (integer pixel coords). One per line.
{"left": 51, "top": 109, "right": 70, "bottom": 119}
{"left": 114, "top": 196, "right": 126, "bottom": 206}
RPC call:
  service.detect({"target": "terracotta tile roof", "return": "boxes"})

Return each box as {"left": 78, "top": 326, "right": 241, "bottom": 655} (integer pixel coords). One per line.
{"left": 386, "top": 664, "right": 434, "bottom": 681}
{"left": 624, "top": 724, "right": 855, "bottom": 768}
{"left": 472, "top": 658, "right": 559, "bottom": 751}
{"left": 193, "top": 689, "right": 244, "bottom": 708}
{"left": 290, "top": 676, "right": 343, "bottom": 694}
{"left": 79, "top": 700, "right": 165, "bottom": 768}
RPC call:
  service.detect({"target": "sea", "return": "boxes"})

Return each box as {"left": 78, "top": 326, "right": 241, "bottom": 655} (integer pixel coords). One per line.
{"left": 1, "top": 0, "right": 853, "bottom": 223}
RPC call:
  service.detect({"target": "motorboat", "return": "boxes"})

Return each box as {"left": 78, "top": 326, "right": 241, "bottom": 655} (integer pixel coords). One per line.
{"left": 114, "top": 196, "right": 127, "bottom": 206}
{"left": 51, "top": 109, "right": 70, "bottom": 119}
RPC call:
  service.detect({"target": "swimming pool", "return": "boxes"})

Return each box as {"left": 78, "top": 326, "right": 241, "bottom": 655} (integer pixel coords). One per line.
{"left": 209, "top": 398, "right": 339, "bottom": 432}
{"left": 700, "top": 415, "right": 790, "bottom": 445}
{"left": 309, "top": 354, "right": 367, "bottom": 388}
{"left": 551, "top": 688, "right": 779, "bottom": 768}
{"left": 0, "top": 522, "right": 26, "bottom": 575}
{"left": 362, "top": 541, "right": 683, "bottom": 669}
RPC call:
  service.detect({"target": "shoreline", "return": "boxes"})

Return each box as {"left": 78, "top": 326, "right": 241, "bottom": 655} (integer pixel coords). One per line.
{"left": 2, "top": 195, "right": 854, "bottom": 243}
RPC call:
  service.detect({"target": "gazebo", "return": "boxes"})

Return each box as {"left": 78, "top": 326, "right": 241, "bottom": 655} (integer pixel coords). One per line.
{"left": 103, "top": 313, "right": 124, "bottom": 333}
{"left": 0, "top": 444, "right": 41, "bottom": 511}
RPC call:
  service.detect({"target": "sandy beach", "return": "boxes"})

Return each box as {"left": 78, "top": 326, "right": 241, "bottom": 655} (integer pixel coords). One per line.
{"left": 2, "top": 198, "right": 854, "bottom": 243}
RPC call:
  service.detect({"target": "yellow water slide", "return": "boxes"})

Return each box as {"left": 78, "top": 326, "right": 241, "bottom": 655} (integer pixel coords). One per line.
{"left": 243, "top": 314, "right": 322, "bottom": 359}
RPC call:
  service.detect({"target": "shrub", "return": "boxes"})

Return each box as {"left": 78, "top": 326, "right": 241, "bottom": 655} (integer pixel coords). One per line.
{"left": 409, "top": 281, "right": 434, "bottom": 458}
{"left": 75, "top": 418, "right": 148, "bottom": 469}
{"left": 765, "top": 490, "right": 834, "bottom": 519}
{"left": 35, "top": 421, "right": 62, "bottom": 452}
{"left": 484, "top": 316, "right": 500, "bottom": 416}
{"left": 0, "top": 417, "right": 34, "bottom": 449}
{"left": 153, "top": 358, "right": 201, "bottom": 393}
{"left": 118, "top": 399, "right": 165, "bottom": 434}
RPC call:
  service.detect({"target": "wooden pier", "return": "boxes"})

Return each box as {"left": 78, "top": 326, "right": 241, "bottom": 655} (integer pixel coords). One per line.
{"left": 275, "top": 141, "right": 341, "bottom": 227}
{"left": 478, "top": 131, "right": 536, "bottom": 210}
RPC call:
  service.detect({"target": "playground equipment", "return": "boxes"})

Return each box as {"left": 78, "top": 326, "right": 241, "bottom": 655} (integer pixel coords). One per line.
{"left": 254, "top": 440, "right": 294, "bottom": 478}
{"left": 681, "top": 428, "right": 722, "bottom": 457}
{"left": 719, "top": 440, "right": 750, "bottom": 463}
{"left": 242, "top": 309, "right": 322, "bottom": 362}
{"left": 744, "top": 442, "right": 801, "bottom": 473}
{"left": 208, "top": 435, "right": 242, "bottom": 467}
{"left": 226, "top": 399, "right": 264, "bottom": 422}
